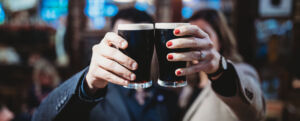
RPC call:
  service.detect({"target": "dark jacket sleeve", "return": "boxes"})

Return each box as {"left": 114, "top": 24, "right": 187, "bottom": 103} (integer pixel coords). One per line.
{"left": 32, "top": 67, "right": 105, "bottom": 121}
{"left": 211, "top": 62, "right": 266, "bottom": 121}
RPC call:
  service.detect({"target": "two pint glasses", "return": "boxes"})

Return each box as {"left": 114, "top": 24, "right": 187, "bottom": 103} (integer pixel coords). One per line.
{"left": 117, "top": 23, "right": 190, "bottom": 89}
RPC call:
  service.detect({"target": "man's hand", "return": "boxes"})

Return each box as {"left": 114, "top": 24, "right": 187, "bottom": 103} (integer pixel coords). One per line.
{"left": 85, "top": 32, "right": 138, "bottom": 93}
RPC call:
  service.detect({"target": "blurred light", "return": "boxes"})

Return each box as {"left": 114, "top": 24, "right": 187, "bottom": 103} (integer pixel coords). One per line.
{"left": 41, "top": 8, "right": 57, "bottom": 21}
{"left": 182, "top": 6, "right": 193, "bottom": 19}
{"left": 182, "top": 0, "right": 192, "bottom": 2}
{"left": 3, "top": 0, "right": 38, "bottom": 12}
{"left": 84, "top": 0, "right": 105, "bottom": 17}
{"left": 113, "top": 0, "right": 134, "bottom": 3}
{"left": 146, "top": 0, "right": 154, "bottom": 5}
{"left": 104, "top": 4, "right": 118, "bottom": 17}
{"left": 135, "top": 2, "right": 148, "bottom": 11}
{"left": 285, "top": 20, "right": 293, "bottom": 30}
{"left": 0, "top": 3, "right": 5, "bottom": 24}
{"left": 208, "top": 0, "right": 220, "bottom": 10}
{"left": 92, "top": 17, "right": 106, "bottom": 29}
{"left": 40, "top": 0, "right": 68, "bottom": 22}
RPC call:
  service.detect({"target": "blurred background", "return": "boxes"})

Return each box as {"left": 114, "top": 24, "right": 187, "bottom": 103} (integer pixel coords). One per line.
{"left": 0, "top": 0, "right": 299, "bottom": 121}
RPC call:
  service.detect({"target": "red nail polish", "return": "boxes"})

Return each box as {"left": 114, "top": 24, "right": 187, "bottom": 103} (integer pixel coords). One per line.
{"left": 167, "top": 54, "right": 173, "bottom": 59}
{"left": 176, "top": 70, "right": 182, "bottom": 75}
{"left": 166, "top": 41, "right": 173, "bottom": 47}
{"left": 174, "top": 29, "right": 180, "bottom": 34}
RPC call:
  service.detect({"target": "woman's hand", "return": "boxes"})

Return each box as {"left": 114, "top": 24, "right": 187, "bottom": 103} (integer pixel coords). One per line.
{"left": 166, "top": 25, "right": 221, "bottom": 76}
{"left": 85, "top": 32, "right": 138, "bottom": 92}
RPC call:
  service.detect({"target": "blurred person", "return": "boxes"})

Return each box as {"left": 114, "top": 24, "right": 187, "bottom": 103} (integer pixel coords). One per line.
{"left": 0, "top": 44, "right": 20, "bottom": 65}
{"left": 0, "top": 104, "right": 14, "bottom": 121}
{"left": 32, "top": 8, "right": 265, "bottom": 121}
{"left": 179, "top": 9, "right": 265, "bottom": 121}
{"left": 28, "top": 58, "right": 60, "bottom": 114}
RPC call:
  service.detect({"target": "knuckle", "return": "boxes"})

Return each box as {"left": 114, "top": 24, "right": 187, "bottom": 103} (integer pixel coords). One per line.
{"left": 208, "top": 41, "right": 214, "bottom": 48}
{"left": 207, "top": 61, "right": 214, "bottom": 69}
{"left": 191, "top": 38, "right": 198, "bottom": 45}
{"left": 103, "top": 73, "right": 115, "bottom": 82}
{"left": 191, "top": 25, "right": 198, "bottom": 30}
{"left": 106, "top": 32, "right": 114, "bottom": 38}
{"left": 193, "top": 51, "right": 201, "bottom": 59}
{"left": 208, "top": 52, "right": 214, "bottom": 59}
{"left": 125, "top": 58, "right": 134, "bottom": 66}
{"left": 125, "top": 71, "right": 132, "bottom": 78}
{"left": 106, "top": 60, "right": 116, "bottom": 69}
{"left": 109, "top": 48, "right": 117, "bottom": 56}
{"left": 193, "top": 66, "right": 201, "bottom": 72}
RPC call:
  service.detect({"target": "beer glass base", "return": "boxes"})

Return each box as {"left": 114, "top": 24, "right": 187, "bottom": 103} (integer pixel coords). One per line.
{"left": 123, "top": 81, "right": 152, "bottom": 89}
{"left": 157, "top": 79, "right": 187, "bottom": 88}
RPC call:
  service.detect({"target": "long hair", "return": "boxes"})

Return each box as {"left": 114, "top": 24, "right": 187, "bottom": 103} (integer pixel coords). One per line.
{"left": 187, "top": 9, "right": 243, "bottom": 62}
{"left": 33, "top": 59, "right": 60, "bottom": 99}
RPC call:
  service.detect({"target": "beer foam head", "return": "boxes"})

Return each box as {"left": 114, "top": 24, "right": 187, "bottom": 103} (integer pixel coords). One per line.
{"left": 118, "top": 23, "right": 154, "bottom": 30}
{"left": 155, "top": 23, "right": 190, "bottom": 29}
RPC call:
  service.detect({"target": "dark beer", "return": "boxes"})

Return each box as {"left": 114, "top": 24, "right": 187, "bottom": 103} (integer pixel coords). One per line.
{"left": 155, "top": 23, "right": 190, "bottom": 87}
{"left": 118, "top": 24, "right": 154, "bottom": 89}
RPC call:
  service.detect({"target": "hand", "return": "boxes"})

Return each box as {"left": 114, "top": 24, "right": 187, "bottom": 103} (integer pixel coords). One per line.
{"left": 85, "top": 32, "right": 138, "bottom": 93}
{"left": 166, "top": 25, "right": 221, "bottom": 76}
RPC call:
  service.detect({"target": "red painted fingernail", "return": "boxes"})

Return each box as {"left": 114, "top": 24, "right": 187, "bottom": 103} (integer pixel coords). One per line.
{"left": 174, "top": 29, "right": 180, "bottom": 34}
{"left": 166, "top": 41, "right": 173, "bottom": 47}
{"left": 176, "top": 70, "right": 182, "bottom": 75}
{"left": 167, "top": 54, "right": 173, "bottom": 60}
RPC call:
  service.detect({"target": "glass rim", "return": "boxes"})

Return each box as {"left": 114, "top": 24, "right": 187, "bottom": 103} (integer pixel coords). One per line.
{"left": 118, "top": 23, "right": 154, "bottom": 30}
{"left": 155, "top": 23, "right": 190, "bottom": 29}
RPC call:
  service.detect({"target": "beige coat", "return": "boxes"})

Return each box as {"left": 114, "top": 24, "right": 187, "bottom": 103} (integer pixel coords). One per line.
{"left": 183, "top": 63, "right": 266, "bottom": 121}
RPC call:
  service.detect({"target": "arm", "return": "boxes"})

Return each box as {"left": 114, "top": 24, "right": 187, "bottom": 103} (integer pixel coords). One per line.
{"left": 211, "top": 62, "right": 266, "bottom": 121}
{"left": 33, "top": 32, "right": 137, "bottom": 121}
{"left": 166, "top": 25, "right": 265, "bottom": 120}
{"left": 32, "top": 67, "right": 106, "bottom": 121}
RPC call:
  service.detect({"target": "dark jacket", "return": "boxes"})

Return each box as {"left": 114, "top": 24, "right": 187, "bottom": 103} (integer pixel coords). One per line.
{"left": 32, "top": 68, "right": 181, "bottom": 121}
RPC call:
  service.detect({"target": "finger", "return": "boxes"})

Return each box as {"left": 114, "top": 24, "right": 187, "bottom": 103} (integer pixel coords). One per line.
{"left": 167, "top": 50, "right": 213, "bottom": 62}
{"left": 166, "top": 37, "right": 213, "bottom": 49}
{"left": 94, "top": 67, "right": 129, "bottom": 86}
{"left": 174, "top": 60, "right": 214, "bottom": 76}
{"left": 97, "top": 56, "right": 136, "bottom": 81}
{"left": 94, "top": 45, "right": 138, "bottom": 70}
{"left": 174, "top": 25, "right": 208, "bottom": 38}
{"left": 102, "top": 32, "right": 128, "bottom": 49}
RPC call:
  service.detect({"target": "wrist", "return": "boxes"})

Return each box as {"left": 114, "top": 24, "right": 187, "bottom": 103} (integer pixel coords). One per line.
{"left": 81, "top": 77, "right": 107, "bottom": 100}
{"left": 85, "top": 74, "right": 107, "bottom": 95}
{"left": 208, "top": 56, "right": 227, "bottom": 80}
{"left": 84, "top": 78, "right": 99, "bottom": 96}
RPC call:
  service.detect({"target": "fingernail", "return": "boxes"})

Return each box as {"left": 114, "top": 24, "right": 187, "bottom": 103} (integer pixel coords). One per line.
{"left": 176, "top": 70, "right": 182, "bottom": 76}
{"left": 121, "top": 41, "right": 127, "bottom": 48}
{"left": 130, "top": 74, "right": 136, "bottom": 80}
{"left": 132, "top": 62, "right": 138, "bottom": 70}
{"left": 174, "top": 29, "right": 180, "bottom": 34}
{"left": 166, "top": 41, "right": 172, "bottom": 47}
{"left": 167, "top": 54, "right": 173, "bottom": 60}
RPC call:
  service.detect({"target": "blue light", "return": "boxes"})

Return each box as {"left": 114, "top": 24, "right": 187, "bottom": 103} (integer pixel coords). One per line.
{"left": 0, "top": 3, "right": 5, "bottom": 24}
{"left": 208, "top": 0, "right": 220, "bottom": 10}
{"left": 182, "top": 7, "right": 193, "bottom": 19}
{"left": 84, "top": 0, "right": 105, "bottom": 17}
{"left": 104, "top": 4, "right": 118, "bottom": 17}
{"left": 135, "top": 2, "right": 148, "bottom": 11}
{"left": 92, "top": 17, "right": 106, "bottom": 29}
{"left": 41, "top": 8, "right": 58, "bottom": 21}
{"left": 40, "top": 0, "right": 68, "bottom": 22}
